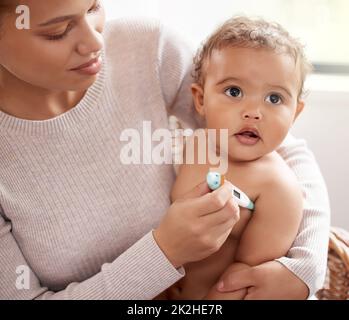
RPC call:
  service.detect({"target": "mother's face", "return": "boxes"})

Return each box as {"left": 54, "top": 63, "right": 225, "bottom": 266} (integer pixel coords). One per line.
{"left": 0, "top": 0, "right": 106, "bottom": 91}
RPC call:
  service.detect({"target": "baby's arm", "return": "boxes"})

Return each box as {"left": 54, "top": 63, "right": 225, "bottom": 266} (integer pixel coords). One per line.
{"left": 205, "top": 165, "right": 303, "bottom": 300}
{"left": 234, "top": 170, "right": 303, "bottom": 266}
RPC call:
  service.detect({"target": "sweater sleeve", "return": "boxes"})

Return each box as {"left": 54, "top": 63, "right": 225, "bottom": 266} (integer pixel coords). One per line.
{"left": 0, "top": 210, "right": 184, "bottom": 299}
{"left": 275, "top": 134, "right": 330, "bottom": 298}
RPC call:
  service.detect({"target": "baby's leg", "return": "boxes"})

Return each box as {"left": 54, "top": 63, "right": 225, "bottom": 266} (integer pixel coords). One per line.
{"left": 203, "top": 262, "right": 250, "bottom": 300}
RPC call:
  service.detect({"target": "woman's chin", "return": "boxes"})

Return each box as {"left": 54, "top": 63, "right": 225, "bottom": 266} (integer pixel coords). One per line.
{"left": 65, "top": 75, "right": 98, "bottom": 91}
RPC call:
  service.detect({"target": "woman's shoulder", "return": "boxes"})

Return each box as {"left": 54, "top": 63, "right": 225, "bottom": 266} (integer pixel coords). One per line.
{"left": 104, "top": 18, "right": 163, "bottom": 49}
{"left": 101, "top": 18, "right": 165, "bottom": 91}
{"left": 103, "top": 18, "right": 190, "bottom": 58}
{"left": 102, "top": 17, "right": 193, "bottom": 98}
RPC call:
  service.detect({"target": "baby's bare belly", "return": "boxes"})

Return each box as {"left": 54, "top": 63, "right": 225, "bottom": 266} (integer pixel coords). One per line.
{"left": 155, "top": 235, "right": 239, "bottom": 300}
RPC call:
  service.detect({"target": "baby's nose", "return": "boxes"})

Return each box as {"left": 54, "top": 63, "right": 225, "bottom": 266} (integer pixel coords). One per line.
{"left": 242, "top": 110, "right": 262, "bottom": 120}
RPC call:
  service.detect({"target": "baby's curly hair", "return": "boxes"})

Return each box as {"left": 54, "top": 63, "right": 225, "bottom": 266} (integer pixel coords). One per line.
{"left": 193, "top": 16, "right": 313, "bottom": 99}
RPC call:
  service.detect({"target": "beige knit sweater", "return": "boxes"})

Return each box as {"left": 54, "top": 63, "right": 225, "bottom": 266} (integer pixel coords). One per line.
{"left": 0, "top": 19, "right": 330, "bottom": 300}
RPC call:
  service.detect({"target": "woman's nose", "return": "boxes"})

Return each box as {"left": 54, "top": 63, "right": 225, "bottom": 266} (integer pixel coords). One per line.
{"left": 76, "top": 22, "right": 104, "bottom": 56}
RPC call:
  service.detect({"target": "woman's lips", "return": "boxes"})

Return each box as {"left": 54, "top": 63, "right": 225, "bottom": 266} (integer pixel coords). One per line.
{"left": 70, "top": 56, "right": 102, "bottom": 76}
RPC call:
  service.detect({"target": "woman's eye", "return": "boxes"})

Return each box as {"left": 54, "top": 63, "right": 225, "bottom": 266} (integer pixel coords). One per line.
{"left": 46, "top": 24, "right": 73, "bottom": 41}
{"left": 45, "top": 2, "right": 101, "bottom": 41}
{"left": 266, "top": 94, "right": 282, "bottom": 105}
{"left": 225, "top": 87, "right": 242, "bottom": 98}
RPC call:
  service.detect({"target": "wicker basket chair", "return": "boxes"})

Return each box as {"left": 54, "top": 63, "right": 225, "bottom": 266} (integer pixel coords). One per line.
{"left": 316, "top": 227, "right": 349, "bottom": 300}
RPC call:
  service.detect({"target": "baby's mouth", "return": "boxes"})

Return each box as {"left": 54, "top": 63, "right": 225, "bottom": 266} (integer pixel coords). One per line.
{"left": 234, "top": 129, "right": 261, "bottom": 146}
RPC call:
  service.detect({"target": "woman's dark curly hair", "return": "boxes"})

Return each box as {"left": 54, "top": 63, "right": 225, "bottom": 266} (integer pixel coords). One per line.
{"left": 0, "top": 0, "right": 17, "bottom": 36}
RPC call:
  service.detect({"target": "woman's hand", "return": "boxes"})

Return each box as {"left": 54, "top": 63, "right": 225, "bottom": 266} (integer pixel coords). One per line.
{"left": 153, "top": 181, "right": 240, "bottom": 268}
{"left": 216, "top": 261, "right": 309, "bottom": 300}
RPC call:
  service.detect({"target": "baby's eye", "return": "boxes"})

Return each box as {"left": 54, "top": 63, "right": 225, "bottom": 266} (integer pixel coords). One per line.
{"left": 225, "top": 87, "right": 242, "bottom": 98}
{"left": 266, "top": 94, "right": 282, "bottom": 105}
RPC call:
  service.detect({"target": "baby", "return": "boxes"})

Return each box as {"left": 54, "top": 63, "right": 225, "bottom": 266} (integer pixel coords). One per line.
{"left": 156, "top": 16, "right": 312, "bottom": 300}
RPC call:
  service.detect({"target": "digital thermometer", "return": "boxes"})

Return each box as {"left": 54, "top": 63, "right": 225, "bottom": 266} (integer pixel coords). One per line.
{"left": 206, "top": 172, "right": 255, "bottom": 211}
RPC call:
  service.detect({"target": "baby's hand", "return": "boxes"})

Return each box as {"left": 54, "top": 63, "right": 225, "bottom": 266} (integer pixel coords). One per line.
{"left": 203, "top": 286, "right": 247, "bottom": 300}
{"left": 216, "top": 261, "right": 309, "bottom": 300}
{"left": 204, "top": 262, "right": 251, "bottom": 300}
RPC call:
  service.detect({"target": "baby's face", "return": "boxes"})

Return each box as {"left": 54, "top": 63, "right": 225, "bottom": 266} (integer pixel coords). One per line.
{"left": 194, "top": 46, "right": 304, "bottom": 162}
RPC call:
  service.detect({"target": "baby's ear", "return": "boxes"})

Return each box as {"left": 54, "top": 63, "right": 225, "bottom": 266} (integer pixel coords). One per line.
{"left": 294, "top": 99, "right": 305, "bottom": 122}
{"left": 191, "top": 83, "right": 205, "bottom": 116}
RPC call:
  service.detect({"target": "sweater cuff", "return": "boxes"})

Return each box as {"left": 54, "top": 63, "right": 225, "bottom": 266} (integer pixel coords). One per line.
{"left": 103, "top": 230, "right": 185, "bottom": 299}
{"left": 275, "top": 256, "right": 325, "bottom": 298}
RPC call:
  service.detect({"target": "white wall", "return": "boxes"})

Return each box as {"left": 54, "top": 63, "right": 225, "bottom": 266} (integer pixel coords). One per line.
{"left": 291, "top": 76, "right": 349, "bottom": 230}
{"left": 103, "top": 0, "right": 349, "bottom": 65}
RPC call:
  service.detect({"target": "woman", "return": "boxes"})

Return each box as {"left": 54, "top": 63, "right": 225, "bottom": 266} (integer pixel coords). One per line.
{"left": 0, "top": 0, "right": 330, "bottom": 299}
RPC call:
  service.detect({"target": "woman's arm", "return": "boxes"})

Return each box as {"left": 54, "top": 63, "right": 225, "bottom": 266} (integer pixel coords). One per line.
{"left": 0, "top": 211, "right": 184, "bottom": 300}
{"left": 274, "top": 134, "right": 330, "bottom": 296}
{"left": 1, "top": 180, "right": 240, "bottom": 300}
